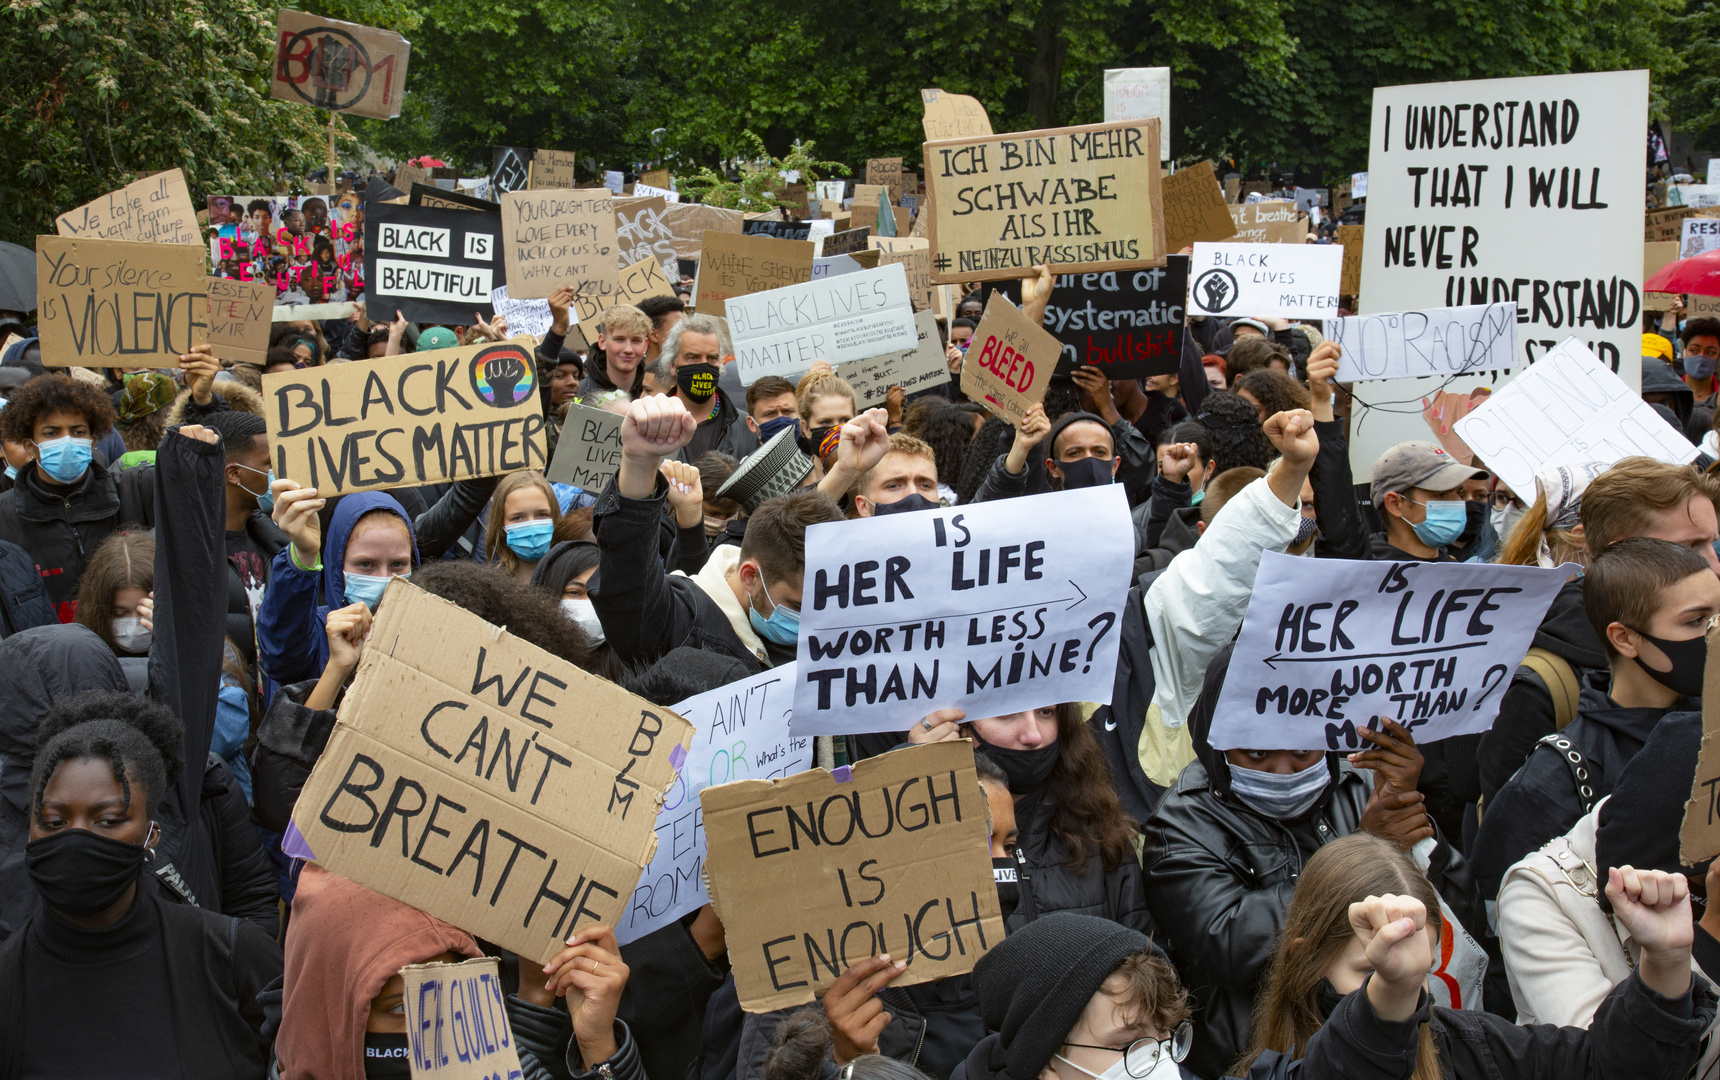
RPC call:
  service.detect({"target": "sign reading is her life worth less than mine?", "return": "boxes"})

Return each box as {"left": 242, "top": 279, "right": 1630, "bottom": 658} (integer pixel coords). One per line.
{"left": 262, "top": 338, "right": 546, "bottom": 496}
{"left": 702, "top": 739, "right": 1002, "bottom": 1012}
{"left": 36, "top": 236, "right": 207, "bottom": 368}
{"left": 924, "top": 118, "right": 1166, "bottom": 284}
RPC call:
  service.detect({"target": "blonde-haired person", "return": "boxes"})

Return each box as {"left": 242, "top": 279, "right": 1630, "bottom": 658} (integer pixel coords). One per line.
{"left": 486, "top": 470, "right": 562, "bottom": 580}
{"left": 796, "top": 370, "right": 859, "bottom": 463}
{"left": 584, "top": 303, "right": 652, "bottom": 397}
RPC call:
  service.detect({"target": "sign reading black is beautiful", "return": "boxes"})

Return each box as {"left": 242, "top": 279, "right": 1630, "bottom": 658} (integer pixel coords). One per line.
{"left": 364, "top": 202, "right": 501, "bottom": 323}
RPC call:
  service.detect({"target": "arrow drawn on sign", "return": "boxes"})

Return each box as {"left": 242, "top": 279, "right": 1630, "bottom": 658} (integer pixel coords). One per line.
{"left": 1261, "top": 640, "right": 1488, "bottom": 670}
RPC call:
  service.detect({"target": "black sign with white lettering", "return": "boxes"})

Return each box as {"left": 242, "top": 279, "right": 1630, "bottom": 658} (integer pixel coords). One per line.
{"left": 364, "top": 203, "right": 503, "bottom": 324}
{"left": 994, "top": 255, "right": 1187, "bottom": 379}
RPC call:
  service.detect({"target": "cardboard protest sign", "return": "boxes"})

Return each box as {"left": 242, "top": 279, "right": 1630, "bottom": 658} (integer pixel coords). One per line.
{"left": 489, "top": 284, "right": 554, "bottom": 339}
{"left": 617, "top": 664, "right": 813, "bottom": 945}
{"left": 1673, "top": 185, "right": 1720, "bottom": 208}
{"left": 726, "top": 263, "right": 917, "bottom": 385}
{"left": 365, "top": 203, "right": 501, "bottom": 323}
{"left": 835, "top": 310, "right": 952, "bottom": 406}
{"left": 1338, "top": 224, "right": 1365, "bottom": 295}
{"left": 960, "top": 291, "right": 1062, "bottom": 425}
{"left": 271, "top": 10, "right": 410, "bottom": 120}
{"left": 1208, "top": 552, "right": 1574, "bottom": 751}
{"left": 792, "top": 484, "right": 1132, "bottom": 734}
{"left": 870, "top": 237, "right": 933, "bottom": 311}
{"left": 1647, "top": 207, "right": 1696, "bottom": 243}
{"left": 56, "top": 169, "right": 201, "bottom": 246}
{"left": 743, "top": 219, "right": 814, "bottom": 241}
{"left": 1350, "top": 70, "right": 1649, "bottom": 482}
{"left": 409, "top": 183, "right": 502, "bottom": 214}
{"left": 545, "top": 402, "right": 623, "bottom": 489}
{"left": 658, "top": 203, "right": 745, "bottom": 260}
{"left": 703, "top": 740, "right": 1002, "bottom": 1011}
{"left": 921, "top": 88, "right": 993, "bottom": 141}
{"left": 205, "top": 276, "right": 273, "bottom": 366}
{"left": 262, "top": 339, "right": 546, "bottom": 494}
{"left": 925, "top": 119, "right": 1166, "bottom": 284}
{"left": 1103, "top": 67, "right": 1172, "bottom": 160}
{"left": 1328, "top": 303, "right": 1518, "bottom": 383}
{"left": 289, "top": 580, "right": 693, "bottom": 964}
{"left": 572, "top": 257, "right": 676, "bottom": 325}
{"left": 1678, "top": 622, "right": 1720, "bottom": 866}
{"left": 823, "top": 227, "right": 872, "bottom": 257}
{"left": 1452, "top": 336, "right": 1699, "bottom": 496}
{"left": 1160, "top": 161, "right": 1237, "bottom": 250}
{"left": 530, "top": 148, "right": 577, "bottom": 190}
{"left": 1227, "top": 202, "right": 1308, "bottom": 244}
{"left": 615, "top": 197, "right": 679, "bottom": 278}
{"left": 500, "top": 189, "right": 618, "bottom": 301}
{"left": 692, "top": 231, "right": 816, "bottom": 318}
{"left": 1644, "top": 241, "right": 1682, "bottom": 312}
{"left": 36, "top": 237, "right": 206, "bottom": 367}
{"left": 1683, "top": 217, "right": 1720, "bottom": 259}
{"left": 400, "top": 957, "right": 524, "bottom": 1080}
{"left": 491, "top": 146, "right": 531, "bottom": 197}
{"left": 867, "top": 158, "right": 905, "bottom": 201}
{"left": 999, "top": 260, "right": 1188, "bottom": 380}
{"left": 1188, "top": 242, "right": 1343, "bottom": 321}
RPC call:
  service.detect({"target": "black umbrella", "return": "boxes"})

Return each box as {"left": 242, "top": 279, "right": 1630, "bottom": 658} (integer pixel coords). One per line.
{"left": 0, "top": 241, "right": 35, "bottom": 314}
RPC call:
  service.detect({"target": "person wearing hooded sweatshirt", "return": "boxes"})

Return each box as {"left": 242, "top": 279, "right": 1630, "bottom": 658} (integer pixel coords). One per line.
{"left": 1639, "top": 354, "right": 1705, "bottom": 445}
{"left": 1140, "top": 642, "right": 1478, "bottom": 1078}
{"left": 1471, "top": 537, "right": 1720, "bottom": 915}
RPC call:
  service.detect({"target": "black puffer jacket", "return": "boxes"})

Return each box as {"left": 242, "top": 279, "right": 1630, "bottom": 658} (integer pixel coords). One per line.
{"left": 1141, "top": 644, "right": 1476, "bottom": 1079}
{"left": 0, "top": 457, "right": 155, "bottom": 619}
{"left": 1006, "top": 792, "right": 1152, "bottom": 935}
{"left": 0, "top": 539, "right": 54, "bottom": 638}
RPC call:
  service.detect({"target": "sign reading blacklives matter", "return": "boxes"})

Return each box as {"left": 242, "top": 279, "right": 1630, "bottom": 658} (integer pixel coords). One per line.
{"left": 997, "top": 257, "right": 1187, "bottom": 379}
{"left": 1349, "top": 70, "right": 1649, "bottom": 479}
{"left": 271, "top": 10, "right": 410, "bottom": 119}
{"left": 364, "top": 202, "right": 501, "bottom": 323}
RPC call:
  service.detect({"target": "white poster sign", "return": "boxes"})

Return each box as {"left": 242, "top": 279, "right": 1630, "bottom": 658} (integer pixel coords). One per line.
{"left": 1352, "top": 172, "right": 1369, "bottom": 199}
{"left": 836, "top": 310, "right": 952, "bottom": 406}
{"left": 1103, "top": 67, "right": 1172, "bottom": 160}
{"left": 1671, "top": 185, "right": 1720, "bottom": 209}
{"left": 791, "top": 486, "right": 1134, "bottom": 735}
{"left": 726, "top": 263, "right": 919, "bottom": 384}
{"left": 490, "top": 284, "right": 556, "bottom": 339}
{"left": 1208, "top": 552, "right": 1575, "bottom": 752}
{"left": 1350, "top": 70, "right": 1650, "bottom": 480}
{"left": 1452, "top": 337, "right": 1699, "bottom": 497}
{"left": 1329, "top": 303, "right": 1518, "bottom": 382}
{"left": 615, "top": 664, "right": 812, "bottom": 945}
{"left": 1682, "top": 217, "right": 1720, "bottom": 260}
{"left": 1188, "top": 242, "right": 1343, "bottom": 320}
{"left": 604, "top": 170, "right": 626, "bottom": 194}
{"left": 633, "top": 183, "right": 681, "bottom": 203}
{"left": 816, "top": 181, "right": 847, "bottom": 205}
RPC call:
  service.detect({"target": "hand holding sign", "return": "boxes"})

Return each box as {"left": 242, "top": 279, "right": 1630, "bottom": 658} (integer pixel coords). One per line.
{"left": 1019, "top": 263, "right": 1054, "bottom": 324}
{"left": 1306, "top": 342, "right": 1340, "bottom": 421}
{"left": 538, "top": 924, "right": 629, "bottom": 1066}
{"left": 1346, "top": 718, "right": 1424, "bottom": 796}
{"left": 905, "top": 707, "right": 966, "bottom": 745}
{"left": 179, "top": 345, "right": 220, "bottom": 408}
{"left": 1004, "top": 403, "right": 1052, "bottom": 475}
{"left": 824, "top": 956, "right": 909, "bottom": 1063}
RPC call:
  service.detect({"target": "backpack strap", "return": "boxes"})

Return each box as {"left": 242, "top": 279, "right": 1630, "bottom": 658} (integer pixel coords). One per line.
{"left": 1520, "top": 647, "right": 1581, "bottom": 730}
{"left": 1537, "top": 732, "right": 1598, "bottom": 815}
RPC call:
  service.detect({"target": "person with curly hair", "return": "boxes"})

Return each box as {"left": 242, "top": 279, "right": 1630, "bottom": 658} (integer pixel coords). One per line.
{"left": 918, "top": 401, "right": 985, "bottom": 504}
{"left": 0, "top": 369, "right": 156, "bottom": 618}
{"left": 1194, "top": 391, "right": 1275, "bottom": 475}
{"left": 112, "top": 372, "right": 179, "bottom": 469}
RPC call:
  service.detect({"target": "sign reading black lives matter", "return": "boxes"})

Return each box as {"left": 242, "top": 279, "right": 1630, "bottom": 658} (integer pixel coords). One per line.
{"left": 1207, "top": 553, "right": 1575, "bottom": 753}
{"left": 791, "top": 486, "right": 1134, "bottom": 736}
{"left": 1349, "top": 69, "right": 1649, "bottom": 480}
{"left": 364, "top": 202, "right": 501, "bottom": 324}
{"left": 996, "top": 258, "right": 1187, "bottom": 379}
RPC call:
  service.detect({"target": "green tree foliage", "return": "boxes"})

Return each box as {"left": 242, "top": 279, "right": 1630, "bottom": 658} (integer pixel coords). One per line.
{"left": 1668, "top": 0, "right": 1720, "bottom": 148}
{"left": 673, "top": 133, "right": 848, "bottom": 210}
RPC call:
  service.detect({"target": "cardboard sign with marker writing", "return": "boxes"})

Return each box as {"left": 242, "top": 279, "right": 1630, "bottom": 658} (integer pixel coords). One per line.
{"left": 1679, "top": 622, "right": 1720, "bottom": 866}
{"left": 206, "top": 277, "right": 274, "bottom": 366}
{"left": 870, "top": 236, "right": 932, "bottom": 310}
{"left": 1645, "top": 241, "right": 1682, "bottom": 312}
{"left": 616, "top": 197, "right": 681, "bottom": 277}
{"left": 702, "top": 740, "right": 1002, "bottom": 1012}
{"left": 271, "top": 9, "right": 410, "bottom": 120}
{"left": 921, "top": 88, "right": 993, "bottom": 141}
{"left": 1160, "top": 161, "right": 1238, "bottom": 250}
{"left": 401, "top": 957, "right": 524, "bottom": 1080}
{"left": 960, "top": 291, "right": 1061, "bottom": 426}
{"left": 37, "top": 237, "right": 207, "bottom": 367}
{"left": 56, "top": 169, "right": 202, "bottom": 246}
{"left": 659, "top": 203, "right": 746, "bottom": 260}
{"left": 925, "top": 119, "right": 1166, "bottom": 284}
{"left": 530, "top": 148, "right": 577, "bottom": 190}
{"left": 573, "top": 257, "right": 676, "bottom": 325}
{"left": 823, "top": 227, "right": 872, "bottom": 257}
{"left": 836, "top": 309, "right": 951, "bottom": 406}
{"left": 262, "top": 338, "right": 547, "bottom": 495}
{"left": 501, "top": 189, "right": 619, "bottom": 301}
{"left": 1338, "top": 224, "right": 1365, "bottom": 295}
{"left": 290, "top": 579, "right": 694, "bottom": 964}
{"left": 1227, "top": 202, "right": 1309, "bottom": 244}
{"left": 866, "top": 158, "right": 904, "bottom": 201}
{"left": 545, "top": 402, "right": 624, "bottom": 489}
{"left": 692, "top": 231, "right": 815, "bottom": 317}
{"left": 1648, "top": 207, "right": 1697, "bottom": 243}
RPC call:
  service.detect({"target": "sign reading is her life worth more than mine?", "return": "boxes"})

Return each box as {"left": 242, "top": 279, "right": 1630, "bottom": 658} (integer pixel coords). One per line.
{"left": 1187, "top": 242, "right": 1344, "bottom": 321}
{"left": 55, "top": 169, "right": 202, "bottom": 246}
{"left": 500, "top": 189, "right": 620, "bottom": 301}
{"left": 288, "top": 579, "right": 695, "bottom": 965}
{"left": 702, "top": 739, "right": 1002, "bottom": 1012}
{"left": 924, "top": 118, "right": 1167, "bottom": 284}
{"left": 270, "top": 9, "right": 410, "bottom": 120}
{"left": 791, "top": 484, "right": 1133, "bottom": 736}
{"left": 960, "top": 290, "right": 1063, "bottom": 427}
{"left": 1207, "top": 552, "right": 1576, "bottom": 753}
{"left": 36, "top": 236, "right": 207, "bottom": 368}
{"left": 262, "top": 338, "right": 547, "bottom": 496}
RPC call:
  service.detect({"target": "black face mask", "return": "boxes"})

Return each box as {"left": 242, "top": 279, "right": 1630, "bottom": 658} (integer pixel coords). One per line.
{"left": 1315, "top": 978, "right": 1346, "bottom": 1021}
{"left": 1455, "top": 498, "right": 1486, "bottom": 546}
{"left": 677, "top": 363, "right": 719, "bottom": 403}
{"left": 1055, "top": 456, "right": 1114, "bottom": 489}
{"left": 26, "top": 827, "right": 151, "bottom": 916}
{"left": 806, "top": 425, "right": 841, "bottom": 460}
{"left": 993, "top": 855, "right": 1020, "bottom": 921}
{"left": 1628, "top": 626, "right": 1709, "bottom": 699}
{"left": 871, "top": 493, "right": 939, "bottom": 516}
{"left": 973, "top": 733, "right": 1062, "bottom": 794}
{"left": 363, "top": 1032, "right": 413, "bottom": 1077}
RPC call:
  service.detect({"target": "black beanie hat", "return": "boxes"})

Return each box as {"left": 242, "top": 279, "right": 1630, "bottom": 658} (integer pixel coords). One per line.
{"left": 974, "top": 912, "right": 1161, "bottom": 1080}
{"left": 1044, "top": 410, "right": 1111, "bottom": 459}
{"left": 1595, "top": 712, "right": 1707, "bottom": 889}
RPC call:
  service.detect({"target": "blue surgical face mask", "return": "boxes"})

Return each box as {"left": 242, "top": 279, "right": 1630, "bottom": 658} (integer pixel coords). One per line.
{"left": 234, "top": 463, "right": 274, "bottom": 514}
{"left": 1405, "top": 497, "right": 1467, "bottom": 548}
{"left": 505, "top": 519, "right": 553, "bottom": 561}
{"left": 757, "top": 415, "right": 800, "bottom": 442}
{"left": 747, "top": 577, "right": 800, "bottom": 645}
{"left": 1688, "top": 353, "right": 1718, "bottom": 381}
{"left": 1228, "top": 760, "right": 1331, "bottom": 818}
{"left": 3, "top": 463, "right": 15, "bottom": 481}
{"left": 342, "top": 571, "right": 397, "bottom": 610}
{"left": 34, "top": 435, "right": 93, "bottom": 484}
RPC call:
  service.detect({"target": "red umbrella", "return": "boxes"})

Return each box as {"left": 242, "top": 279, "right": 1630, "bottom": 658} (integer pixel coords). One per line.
{"left": 1643, "top": 248, "right": 1720, "bottom": 296}
{"left": 408, "top": 155, "right": 447, "bottom": 168}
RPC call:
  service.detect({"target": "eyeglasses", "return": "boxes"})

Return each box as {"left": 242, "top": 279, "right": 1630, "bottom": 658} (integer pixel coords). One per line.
{"left": 1065, "top": 1022, "right": 1193, "bottom": 1077}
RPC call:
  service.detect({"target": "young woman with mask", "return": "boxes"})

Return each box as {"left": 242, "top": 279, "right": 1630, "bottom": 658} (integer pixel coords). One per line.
{"left": 486, "top": 470, "right": 562, "bottom": 580}
{"left": 1240, "top": 832, "right": 1712, "bottom": 1080}
{"left": 73, "top": 529, "right": 154, "bottom": 666}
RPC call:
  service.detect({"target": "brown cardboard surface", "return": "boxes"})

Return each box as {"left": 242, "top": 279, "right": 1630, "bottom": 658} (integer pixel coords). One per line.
{"left": 692, "top": 232, "right": 814, "bottom": 317}
{"left": 572, "top": 257, "right": 677, "bottom": 326}
{"left": 501, "top": 189, "right": 619, "bottom": 301}
{"left": 1648, "top": 207, "right": 1697, "bottom": 243}
{"left": 825, "top": 227, "right": 871, "bottom": 257}
{"left": 393, "top": 163, "right": 432, "bottom": 193}
{"left": 1161, "top": 161, "right": 1238, "bottom": 250}
{"left": 292, "top": 580, "right": 693, "bottom": 963}
{"left": 544, "top": 402, "right": 623, "bottom": 488}
{"left": 866, "top": 158, "right": 905, "bottom": 201}
{"left": 1679, "top": 622, "right": 1720, "bottom": 866}
{"left": 1228, "top": 202, "right": 1309, "bottom": 244}
{"left": 925, "top": 119, "right": 1166, "bottom": 283}
{"left": 270, "top": 9, "right": 410, "bottom": 120}
{"left": 615, "top": 197, "right": 679, "bottom": 276}
{"left": 921, "top": 88, "right": 994, "bottom": 141}
{"left": 1223, "top": 176, "right": 1241, "bottom": 204}
{"left": 530, "top": 149, "right": 578, "bottom": 190}
{"left": 206, "top": 276, "right": 274, "bottom": 366}
{"left": 1338, "top": 225, "right": 1365, "bottom": 296}
{"left": 55, "top": 169, "right": 202, "bottom": 246}
{"left": 261, "top": 339, "right": 547, "bottom": 494}
{"left": 869, "top": 237, "right": 932, "bottom": 310}
{"left": 959, "top": 291, "right": 1060, "bottom": 426}
{"left": 37, "top": 236, "right": 207, "bottom": 367}
{"left": 1646, "top": 241, "right": 1682, "bottom": 311}
{"left": 640, "top": 168, "right": 673, "bottom": 189}
{"left": 659, "top": 203, "right": 746, "bottom": 260}
{"left": 400, "top": 957, "right": 524, "bottom": 1079}
{"left": 702, "top": 740, "right": 1002, "bottom": 1012}
{"left": 837, "top": 309, "right": 951, "bottom": 405}
{"left": 853, "top": 185, "right": 890, "bottom": 215}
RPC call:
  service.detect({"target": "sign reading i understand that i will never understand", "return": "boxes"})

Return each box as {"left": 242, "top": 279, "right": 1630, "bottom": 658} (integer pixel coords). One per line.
{"left": 702, "top": 740, "right": 1002, "bottom": 1012}
{"left": 288, "top": 579, "right": 694, "bottom": 965}
{"left": 262, "top": 338, "right": 546, "bottom": 495}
